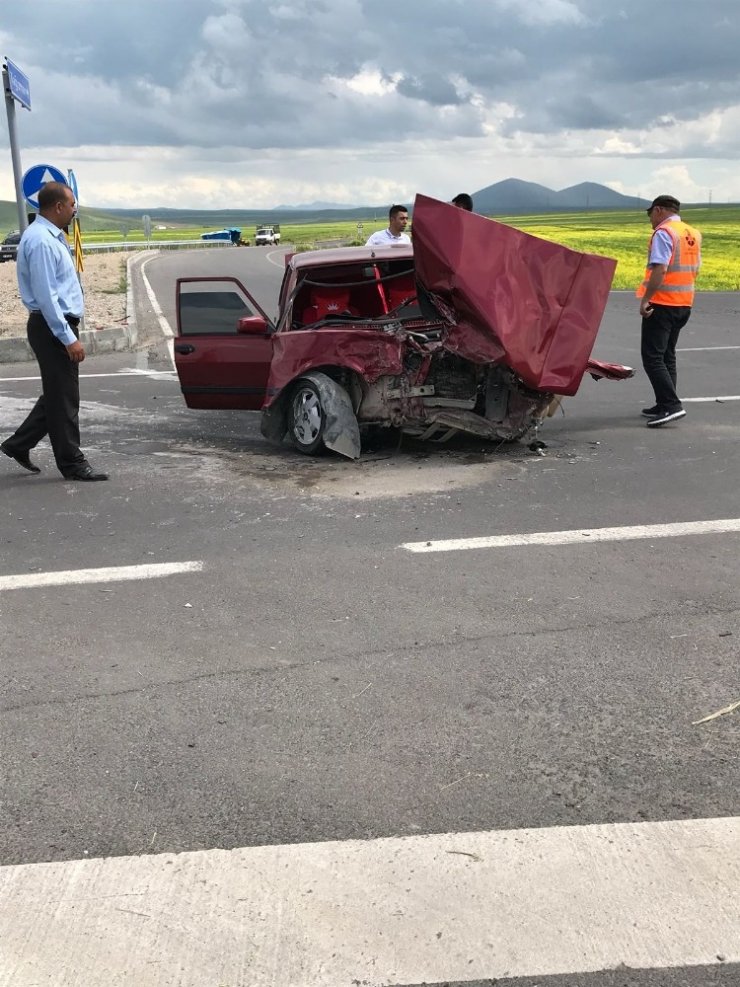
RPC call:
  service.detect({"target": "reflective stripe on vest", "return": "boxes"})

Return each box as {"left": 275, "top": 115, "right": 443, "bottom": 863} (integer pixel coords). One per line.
{"left": 636, "top": 220, "right": 701, "bottom": 306}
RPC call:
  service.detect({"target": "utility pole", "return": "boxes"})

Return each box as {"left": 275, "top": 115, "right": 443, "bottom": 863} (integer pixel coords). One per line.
{"left": 2, "top": 59, "right": 31, "bottom": 233}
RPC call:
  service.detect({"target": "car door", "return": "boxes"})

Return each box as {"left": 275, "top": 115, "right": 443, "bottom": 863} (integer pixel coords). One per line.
{"left": 174, "top": 277, "right": 275, "bottom": 410}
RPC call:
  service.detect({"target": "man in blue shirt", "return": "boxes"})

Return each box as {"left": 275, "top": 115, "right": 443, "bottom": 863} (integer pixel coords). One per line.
{"left": 1, "top": 182, "right": 108, "bottom": 480}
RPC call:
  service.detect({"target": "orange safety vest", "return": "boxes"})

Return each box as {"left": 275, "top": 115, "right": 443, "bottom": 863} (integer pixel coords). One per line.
{"left": 636, "top": 219, "right": 701, "bottom": 306}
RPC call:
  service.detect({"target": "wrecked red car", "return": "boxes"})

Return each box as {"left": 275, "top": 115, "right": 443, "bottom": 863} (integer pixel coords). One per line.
{"left": 173, "top": 194, "right": 633, "bottom": 459}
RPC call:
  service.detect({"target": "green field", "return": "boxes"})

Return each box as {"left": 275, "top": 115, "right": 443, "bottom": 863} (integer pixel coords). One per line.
{"left": 282, "top": 208, "right": 740, "bottom": 291}
{"left": 2, "top": 200, "right": 737, "bottom": 291}
{"left": 501, "top": 207, "right": 740, "bottom": 291}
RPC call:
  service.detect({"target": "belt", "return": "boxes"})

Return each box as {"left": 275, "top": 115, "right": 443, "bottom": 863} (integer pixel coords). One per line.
{"left": 29, "top": 310, "right": 81, "bottom": 327}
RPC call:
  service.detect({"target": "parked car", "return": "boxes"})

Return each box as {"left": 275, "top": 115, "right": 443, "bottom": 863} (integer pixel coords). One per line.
{"left": 173, "top": 194, "right": 633, "bottom": 459}
{"left": 0, "top": 230, "right": 21, "bottom": 262}
{"left": 255, "top": 226, "right": 281, "bottom": 246}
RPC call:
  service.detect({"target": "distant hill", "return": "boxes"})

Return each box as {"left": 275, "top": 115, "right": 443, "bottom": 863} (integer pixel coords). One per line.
{"left": 2, "top": 180, "right": 714, "bottom": 235}
{"left": 472, "top": 179, "right": 650, "bottom": 214}
{"left": 274, "top": 201, "right": 360, "bottom": 210}
{"left": 0, "top": 200, "right": 154, "bottom": 235}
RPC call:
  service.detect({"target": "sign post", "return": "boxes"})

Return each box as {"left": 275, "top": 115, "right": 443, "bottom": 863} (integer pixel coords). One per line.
{"left": 68, "top": 170, "right": 83, "bottom": 275}
{"left": 142, "top": 214, "right": 152, "bottom": 243}
{"left": 2, "top": 58, "right": 31, "bottom": 233}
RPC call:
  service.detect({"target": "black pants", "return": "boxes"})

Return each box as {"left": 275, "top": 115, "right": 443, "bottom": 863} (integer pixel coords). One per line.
{"left": 640, "top": 304, "right": 691, "bottom": 412}
{"left": 3, "top": 313, "right": 85, "bottom": 475}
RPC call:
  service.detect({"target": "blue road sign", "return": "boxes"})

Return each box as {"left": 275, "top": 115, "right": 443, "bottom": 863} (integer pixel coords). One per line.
{"left": 5, "top": 59, "right": 31, "bottom": 111}
{"left": 68, "top": 169, "right": 79, "bottom": 205}
{"left": 21, "top": 164, "right": 68, "bottom": 209}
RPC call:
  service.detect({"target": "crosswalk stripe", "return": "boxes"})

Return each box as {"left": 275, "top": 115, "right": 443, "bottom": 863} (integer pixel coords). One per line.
{"left": 1, "top": 817, "right": 738, "bottom": 986}
{"left": 401, "top": 517, "right": 740, "bottom": 553}
{"left": 0, "top": 561, "right": 203, "bottom": 592}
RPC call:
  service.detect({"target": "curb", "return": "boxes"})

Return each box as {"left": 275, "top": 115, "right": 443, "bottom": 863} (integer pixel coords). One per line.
{"left": 0, "top": 251, "right": 152, "bottom": 364}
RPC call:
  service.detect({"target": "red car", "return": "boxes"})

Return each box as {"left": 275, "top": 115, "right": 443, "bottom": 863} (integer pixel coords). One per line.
{"left": 173, "top": 194, "right": 632, "bottom": 459}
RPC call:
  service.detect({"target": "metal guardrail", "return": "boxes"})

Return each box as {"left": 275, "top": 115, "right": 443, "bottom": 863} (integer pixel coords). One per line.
{"left": 83, "top": 240, "right": 237, "bottom": 253}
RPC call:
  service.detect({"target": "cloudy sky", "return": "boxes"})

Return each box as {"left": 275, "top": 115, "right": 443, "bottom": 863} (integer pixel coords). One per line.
{"left": 2, "top": 0, "right": 738, "bottom": 209}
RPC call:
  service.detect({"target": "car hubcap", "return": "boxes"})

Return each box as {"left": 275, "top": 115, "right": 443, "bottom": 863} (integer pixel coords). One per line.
{"left": 293, "top": 389, "right": 322, "bottom": 444}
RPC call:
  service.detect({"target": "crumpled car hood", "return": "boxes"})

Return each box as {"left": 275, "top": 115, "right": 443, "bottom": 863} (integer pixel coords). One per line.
{"left": 411, "top": 194, "right": 618, "bottom": 396}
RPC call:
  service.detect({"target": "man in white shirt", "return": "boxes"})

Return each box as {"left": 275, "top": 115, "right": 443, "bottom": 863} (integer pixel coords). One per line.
{"left": 365, "top": 205, "right": 411, "bottom": 246}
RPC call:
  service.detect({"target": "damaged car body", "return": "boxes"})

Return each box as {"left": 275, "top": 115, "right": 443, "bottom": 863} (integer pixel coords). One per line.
{"left": 173, "top": 194, "right": 633, "bottom": 459}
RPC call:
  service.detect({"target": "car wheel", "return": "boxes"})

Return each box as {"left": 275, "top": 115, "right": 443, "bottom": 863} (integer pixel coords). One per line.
{"left": 288, "top": 380, "right": 326, "bottom": 454}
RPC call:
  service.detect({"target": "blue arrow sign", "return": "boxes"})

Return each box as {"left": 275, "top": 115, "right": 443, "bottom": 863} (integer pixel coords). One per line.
{"left": 21, "top": 164, "right": 68, "bottom": 209}
{"left": 5, "top": 59, "right": 31, "bottom": 110}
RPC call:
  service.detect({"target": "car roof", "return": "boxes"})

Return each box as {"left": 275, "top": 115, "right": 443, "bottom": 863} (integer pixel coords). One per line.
{"left": 290, "top": 244, "right": 414, "bottom": 270}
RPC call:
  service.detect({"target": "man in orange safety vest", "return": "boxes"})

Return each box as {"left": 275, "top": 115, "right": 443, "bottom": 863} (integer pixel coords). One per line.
{"left": 636, "top": 194, "right": 701, "bottom": 427}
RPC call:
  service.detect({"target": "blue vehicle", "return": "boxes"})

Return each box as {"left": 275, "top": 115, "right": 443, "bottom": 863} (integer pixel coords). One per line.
{"left": 201, "top": 227, "right": 242, "bottom": 245}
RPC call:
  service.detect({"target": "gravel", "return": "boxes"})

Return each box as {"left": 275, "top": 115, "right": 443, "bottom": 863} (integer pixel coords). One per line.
{"left": 0, "top": 252, "right": 128, "bottom": 337}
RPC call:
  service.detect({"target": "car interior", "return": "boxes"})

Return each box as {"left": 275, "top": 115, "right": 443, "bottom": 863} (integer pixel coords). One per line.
{"left": 291, "top": 260, "right": 418, "bottom": 329}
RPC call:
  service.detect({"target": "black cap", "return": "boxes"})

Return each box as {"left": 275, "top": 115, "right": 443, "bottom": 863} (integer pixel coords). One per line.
{"left": 647, "top": 194, "right": 680, "bottom": 214}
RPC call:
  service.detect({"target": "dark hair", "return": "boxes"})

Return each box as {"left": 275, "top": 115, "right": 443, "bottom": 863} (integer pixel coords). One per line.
{"left": 389, "top": 204, "right": 408, "bottom": 220}
{"left": 452, "top": 193, "right": 473, "bottom": 211}
{"left": 38, "top": 181, "right": 73, "bottom": 210}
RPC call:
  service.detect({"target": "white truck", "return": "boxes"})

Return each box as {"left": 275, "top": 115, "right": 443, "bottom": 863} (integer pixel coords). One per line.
{"left": 254, "top": 225, "right": 281, "bottom": 246}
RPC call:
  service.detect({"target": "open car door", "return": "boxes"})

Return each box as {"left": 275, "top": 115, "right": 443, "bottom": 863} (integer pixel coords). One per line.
{"left": 174, "top": 277, "right": 274, "bottom": 410}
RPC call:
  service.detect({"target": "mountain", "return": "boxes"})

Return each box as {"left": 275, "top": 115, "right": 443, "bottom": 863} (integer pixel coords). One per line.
{"left": 273, "top": 201, "right": 360, "bottom": 211}
{"left": 472, "top": 179, "right": 649, "bottom": 214}
{"left": 0, "top": 181, "right": 665, "bottom": 235}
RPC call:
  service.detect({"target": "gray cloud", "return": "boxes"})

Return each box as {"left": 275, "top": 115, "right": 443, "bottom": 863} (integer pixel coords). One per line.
{"left": 2, "top": 0, "right": 738, "bottom": 152}
{"left": 1, "top": 0, "right": 739, "bottom": 206}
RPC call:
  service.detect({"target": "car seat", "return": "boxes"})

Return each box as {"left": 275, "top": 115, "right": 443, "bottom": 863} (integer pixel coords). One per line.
{"left": 384, "top": 273, "right": 416, "bottom": 312}
{"left": 302, "top": 286, "right": 357, "bottom": 324}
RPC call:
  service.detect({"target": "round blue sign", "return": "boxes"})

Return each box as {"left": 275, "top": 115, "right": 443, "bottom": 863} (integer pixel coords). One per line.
{"left": 21, "top": 164, "right": 68, "bottom": 209}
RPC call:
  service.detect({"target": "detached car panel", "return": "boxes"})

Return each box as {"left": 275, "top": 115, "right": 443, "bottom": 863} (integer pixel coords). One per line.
{"left": 411, "top": 194, "right": 618, "bottom": 397}
{"left": 174, "top": 197, "right": 633, "bottom": 458}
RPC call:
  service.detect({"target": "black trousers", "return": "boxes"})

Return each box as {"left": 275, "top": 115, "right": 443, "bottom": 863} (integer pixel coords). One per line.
{"left": 4, "top": 313, "right": 85, "bottom": 475}
{"left": 640, "top": 304, "right": 691, "bottom": 412}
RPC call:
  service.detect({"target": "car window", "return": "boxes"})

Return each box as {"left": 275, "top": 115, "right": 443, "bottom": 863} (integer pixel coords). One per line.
{"left": 179, "top": 289, "right": 255, "bottom": 335}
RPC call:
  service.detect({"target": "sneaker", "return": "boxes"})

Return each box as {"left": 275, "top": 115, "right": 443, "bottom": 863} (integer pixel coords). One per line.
{"left": 646, "top": 408, "right": 686, "bottom": 428}
{"left": 641, "top": 405, "right": 659, "bottom": 417}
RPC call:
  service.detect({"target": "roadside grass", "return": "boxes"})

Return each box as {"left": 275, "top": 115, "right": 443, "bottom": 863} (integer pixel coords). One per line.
{"left": 74, "top": 208, "right": 740, "bottom": 291}
{"left": 100, "top": 260, "right": 128, "bottom": 294}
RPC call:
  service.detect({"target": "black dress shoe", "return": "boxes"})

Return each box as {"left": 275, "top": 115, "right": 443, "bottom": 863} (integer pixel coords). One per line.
{"left": 64, "top": 464, "right": 109, "bottom": 482}
{"left": 1, "top": 441, "right": 41, "bottom": 474}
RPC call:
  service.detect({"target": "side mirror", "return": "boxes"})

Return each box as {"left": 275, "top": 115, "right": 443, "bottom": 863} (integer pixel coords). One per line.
{"left": 237, "top": 315, "right": 269, "bottom": 335}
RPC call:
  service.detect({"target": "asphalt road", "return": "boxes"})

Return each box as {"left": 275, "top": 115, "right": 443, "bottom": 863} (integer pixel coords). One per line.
{"left": 1, "top": 247, "right": 738, "bottom": 986}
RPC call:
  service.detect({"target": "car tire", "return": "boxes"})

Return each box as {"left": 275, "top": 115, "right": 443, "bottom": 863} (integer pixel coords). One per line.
{"left": 288, "top": 379, "right": 327, "bottom": 455}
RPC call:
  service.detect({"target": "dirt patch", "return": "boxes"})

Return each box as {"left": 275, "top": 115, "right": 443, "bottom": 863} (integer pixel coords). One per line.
{"left": 0, "top": 252, "right": 128, "bottom": 337}
{"left": 149, "top": 435, "right": 536, "bottom": 500}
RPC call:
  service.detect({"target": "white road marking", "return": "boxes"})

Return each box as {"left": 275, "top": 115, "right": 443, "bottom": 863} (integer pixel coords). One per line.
{"left": 1, "top": 371, "right": 177, "bottom": 383}
{"left": 0, "top": 561, "right": 203, "bottom": 592}
{"left": 678, "top": 345, "right": 740, "bottom": 352}
{"left": 402, "top": 517, "right": 740, "bottom": 553}
{"left": 140, "top": 254, "right": 175, "bottom": 367}
{"left": 140, "top": 254, "right": 174, "bottom": 339}
{"left": 266, "top": 245, "right": 290, "bottom": 268}
{"left": 682, "top": 395, "right": 740, "bottom": 403}
{"left": 0, "top": 817, "right": 737, "bottom": 987}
